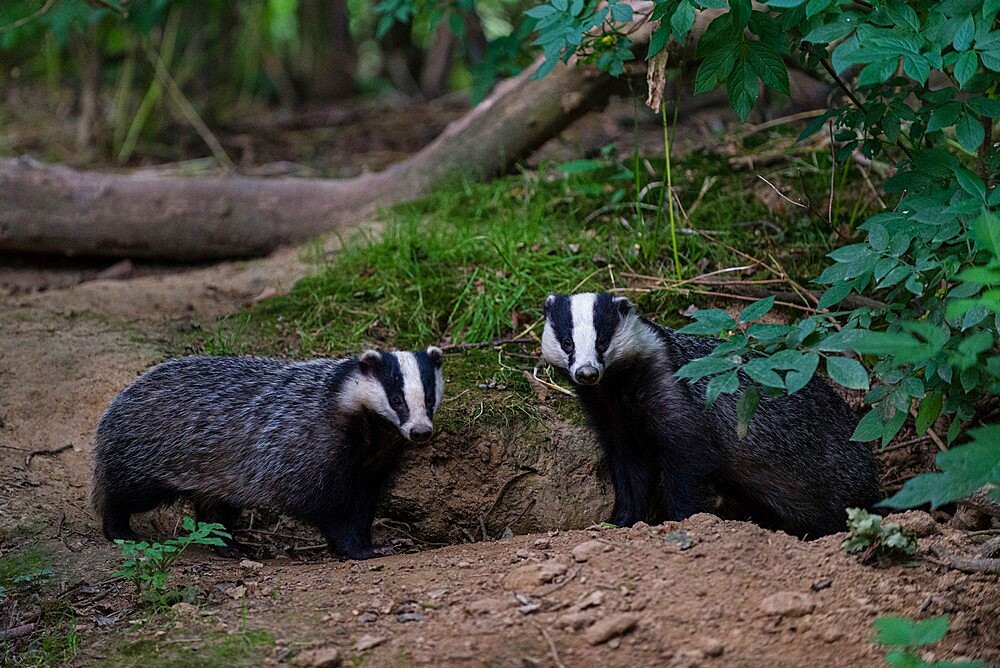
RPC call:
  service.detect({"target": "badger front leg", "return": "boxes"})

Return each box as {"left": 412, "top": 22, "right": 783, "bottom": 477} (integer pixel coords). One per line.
{"left": 602, "top": 437, "right": 657, "bottom": 527}
{"left": 318, "top": 495, "right": 393, "bottom": 560}
{"left": 658, "top": 439, "right": 717, "bottom": 521}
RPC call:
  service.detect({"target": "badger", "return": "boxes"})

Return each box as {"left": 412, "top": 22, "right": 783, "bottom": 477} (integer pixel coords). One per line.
{"left": 91, "top": 347, "right": 443, "bottom": 560}
{"left": 541, "top": 292, "right": 880, "bottom": 537}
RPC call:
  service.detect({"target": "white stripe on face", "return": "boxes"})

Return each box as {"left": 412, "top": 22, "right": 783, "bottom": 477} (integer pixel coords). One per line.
{"left": 397, "top": 352, "right": 432, "bottom": 438}
{"left": 340, "top": 372, "right": 398, "bottom": 426}
{"left": 570, "top": 292, "right": 599, "bottom": 377}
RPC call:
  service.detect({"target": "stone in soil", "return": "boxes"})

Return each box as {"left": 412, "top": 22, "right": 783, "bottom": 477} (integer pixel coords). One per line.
{"left": 759, "top": 591, "right": 815, "bottom": 618}
{"left": 584, "top": 613, "right": 638, "bottom": 645}
{"left": 293, "top": 646, "right": 341, "bottom": 667}
{"left": 503, "top": 561, "right": 568, "bottom": 589}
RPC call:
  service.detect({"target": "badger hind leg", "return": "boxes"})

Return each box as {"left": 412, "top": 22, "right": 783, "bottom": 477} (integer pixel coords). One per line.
{"left": 193, "top": 499, "right": 247, "bottom": 559}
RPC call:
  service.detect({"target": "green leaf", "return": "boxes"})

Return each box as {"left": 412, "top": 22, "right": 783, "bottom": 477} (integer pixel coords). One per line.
{"left": 953, "top": 15, "right": 975, "bottom": 50}
{"left": 705, "top": 370, "right": 739, "bottom": 406}
{"left": 954, "top": 50, "right": 978, "bottom": 88}
{"left": 956, "top": 112, "right": 986, "bottom": 152}
{"left": 954, "top": 166, "right": 986, "bottom": 201}
{"left": 670, "top": 2, "right": 696, "bottom": 41}
{"left": 818, "top": 283, "right": 852, "bottom": 309}
{"left": 872, "top": 616, "right": 951, "bottom": 648}
{"left": 738, "top": 295, "right": 775, "bottom": 323}
{"left": 743, "top": 358, "right": 786, "bottom": 388}
{"left": 975, "top": 213, "right": 1000, "bottom": 258}
{"left": 851, "top": 409, "right": 884, "bottom": 442}
{"left": 785, "top": 352, "right": 820, "bottom": 394}
{"left": 557, "top": 159, "right": 604, "bottom": 174}
{"left": 914, "top": 392, "right": 943, "bottom": 435}
{"left": 726, "top": 58, "right": 759, "bottom": 121}
{"left": 675, "top": 355, "right": 739, "bottom": 381}
{"left": 747, "top": 42, "right": 790, "bottom": 95}
{"left": 648, "top": 22, "right": 671, "bottom": 57}
{"left": 826, "top": 356, "right": 870, "bottom": 390}
{"left": 730, "top": 0, "right": 751, "bottom": 29}
{"left": 678, "top": 308, "right": 737, "bottom": 335}
{"left": 882, "top": 426, "right": 1000, "bottom": 508}
{"left": 736, "top": 385, "right": 760, "bottom": 438}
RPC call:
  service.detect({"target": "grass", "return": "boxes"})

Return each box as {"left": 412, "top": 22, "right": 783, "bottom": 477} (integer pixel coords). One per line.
{"left": 224, "top": 149, "right": 858, "bottom": 360}
{"left": 106, "top": 628, "right": 275, "bottom": 667}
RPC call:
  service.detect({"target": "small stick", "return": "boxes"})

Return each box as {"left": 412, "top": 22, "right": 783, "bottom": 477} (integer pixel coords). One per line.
{"left": 440, "top": 338, "right": 535, "bottom": 351}
{"left": 757, "top": 175, "right": 808, "bottom": 208}
{"left": 0, "top": 623, "right": 37, "bottom": 641}
{"left": 929, "top": 545, "right": 1000, "bottom": 575}
{"left": 535, "top": 624, "right": 567, "bottom": 668}
{"left": 25, "top": 444, "right": 72, "bottom": 467}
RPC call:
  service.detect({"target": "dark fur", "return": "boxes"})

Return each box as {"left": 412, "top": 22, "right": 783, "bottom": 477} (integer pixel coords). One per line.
{"left": 546, "top": 295, "right": 881, "bottom": 538}
{"left": 91, "top": 353, "right": 440, "bottom": 559}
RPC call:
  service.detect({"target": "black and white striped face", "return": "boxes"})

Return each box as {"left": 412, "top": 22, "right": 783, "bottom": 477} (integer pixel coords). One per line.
{"left": 353, "top": 346, "right": 444, "bottom": 442}
{"left": 541, "top": 292, "right": 638, "bottom": 385}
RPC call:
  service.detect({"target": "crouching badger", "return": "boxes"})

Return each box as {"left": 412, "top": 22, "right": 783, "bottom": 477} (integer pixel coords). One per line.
{"left": 542, "top": 292, "right": 880, "bottom": 538}
{"left": 91, "top": 348, "right": 444, "bottom": 560}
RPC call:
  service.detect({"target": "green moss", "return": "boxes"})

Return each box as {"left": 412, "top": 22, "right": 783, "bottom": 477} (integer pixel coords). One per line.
{"left": 106, "top": 628, "right": 275, "bottom": 667}
{"left": 0, "top": 546, "right": 53, "bottom": 592}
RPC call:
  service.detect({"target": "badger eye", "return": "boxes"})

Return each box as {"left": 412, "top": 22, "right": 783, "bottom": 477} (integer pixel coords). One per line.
{"left": 390, "top": 396, "right": 404, "bottom": 409}
{"left": 561, "top": 337, "right": 575, "bottom": 352}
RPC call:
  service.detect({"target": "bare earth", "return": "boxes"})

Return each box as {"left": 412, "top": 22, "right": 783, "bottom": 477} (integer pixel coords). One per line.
{"left": 1, "top": 246, "right": 997, "bottom": 667}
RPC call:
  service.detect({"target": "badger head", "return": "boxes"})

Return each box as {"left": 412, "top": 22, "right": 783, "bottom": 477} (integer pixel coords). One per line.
{"left": 541, "top": 292, "right": 650, "bottom": 385}
{"left": 354, "top": 346, "right": 444, "bottom": 443}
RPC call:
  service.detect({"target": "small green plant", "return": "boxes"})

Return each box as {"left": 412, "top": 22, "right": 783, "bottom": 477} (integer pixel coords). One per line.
{"left": 115, "top": 517, "right": 230, "bottom": 608}
{"left": 842, "top": 508, "right": 917, "bottom": 567}
{"left": 872, "top": 615, "right": 986, "bottom": 668}
{"left": 0, "top": 546, "right": 54, "bottom": 601}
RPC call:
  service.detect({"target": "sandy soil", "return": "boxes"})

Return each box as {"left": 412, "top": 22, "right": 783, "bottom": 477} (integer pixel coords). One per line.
{"left": 1, "top": 241, "right": 998, "bottom": 668}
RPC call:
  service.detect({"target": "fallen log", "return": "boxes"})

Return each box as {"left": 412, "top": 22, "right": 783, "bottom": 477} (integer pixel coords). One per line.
{"left": 0, "top": 53, "right": 618, "bottom": 261}
{"left": 0, "top": 3, "right": 713, "bottom": 261}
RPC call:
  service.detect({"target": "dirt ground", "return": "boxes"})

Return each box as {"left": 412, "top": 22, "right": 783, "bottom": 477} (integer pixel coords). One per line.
{"left": 2, "top": 96, "right": 999, "bottom": 665}
{"left": 1, "top": 236, "right": 999, "bottom": 667}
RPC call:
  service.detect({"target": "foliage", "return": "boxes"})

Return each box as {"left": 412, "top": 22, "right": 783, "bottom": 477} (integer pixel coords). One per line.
{"left": 872, "top": 615, "right": 986, "bottom": 668}
{"left": 882, "top": 425, "right": 1000, "bottom": 509}
{"left": 841, "top": 508, "right": 917, "bottom": 567}
{"left": 505, "top": 0, "right": 1000, "bottom": 511}
{"left": 115, "top": 517, "right": 230, "bottom": 608}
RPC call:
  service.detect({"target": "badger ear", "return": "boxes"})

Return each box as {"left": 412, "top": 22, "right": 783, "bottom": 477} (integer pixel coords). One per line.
{"left": 543, "top": 294, "right": 557, "bottom": 316}
{"left": 426, "top": 346, "right": 443, "bottom": 367}
{"left": 358, "top": 350, "right": 382, "bottom": 375}
{"left": 614, "top": 296, "right": 634, "bottom": 316}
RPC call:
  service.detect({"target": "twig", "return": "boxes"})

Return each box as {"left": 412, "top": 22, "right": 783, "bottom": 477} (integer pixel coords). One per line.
{"left": 539, "top": 568, "right": 580, "bottom": 597}
{"left": 734, "top": 109, "right": 827, "bottom": 138}
{"left": 0, "top": 444, "right": 30, "bottom": 452}
{"left": 929, "top": 545, "right": 1000, "bottom": 574}
{"left": 535, "top": 624, "right": 567, "bottom": 668}
{"left": 142, "top": 40, "right": 235, "bottom": 170}
{"left": 530, "top": 366, "right": 575, "bottom": 397}
{"left": 0, "top": 623, "right": 37, "bottom": 641}
{"left": 440, "top": 338, "right": 535, "bottom": 351}
{"left": 757, "top": 175, "right": 807, "bottom": 208}
{"left": 0, "top": 0, "right": 54, "bottom": 34}
{"left": 25, "top": 444, "right": 72, "bottom": 467}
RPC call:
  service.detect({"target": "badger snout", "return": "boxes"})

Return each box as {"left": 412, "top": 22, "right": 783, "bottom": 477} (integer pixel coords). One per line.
{"left": 574, "top": 364, "right": 601, "bottom": 385}
{"left": 406, "top": 423, "right": 434, "bottom": 443}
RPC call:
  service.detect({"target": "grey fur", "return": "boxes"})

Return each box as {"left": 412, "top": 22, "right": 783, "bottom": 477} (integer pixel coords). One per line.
{"left": 91, "top": 349, "right": 443, "bottom": 559}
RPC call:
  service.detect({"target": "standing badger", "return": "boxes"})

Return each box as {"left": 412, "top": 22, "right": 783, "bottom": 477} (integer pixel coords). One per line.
{"left": 91, "top": 348, "right": 443, "bottom": 560}
{"left": 541, "top": 292, "right": 880, "bottom": 537}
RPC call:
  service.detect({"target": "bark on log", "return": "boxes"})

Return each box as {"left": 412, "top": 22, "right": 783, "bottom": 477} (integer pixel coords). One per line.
{"left": 0, "top": 3, "right": 677, "bottom": 261}
{"left": 0, "top": 55, "right": 616, "bottom": 261}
